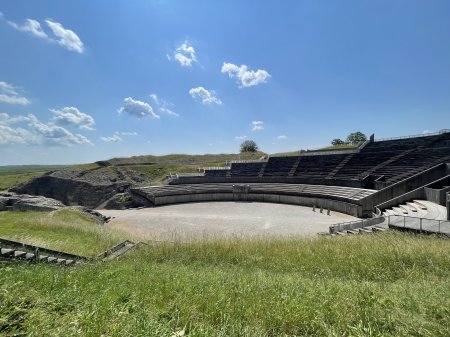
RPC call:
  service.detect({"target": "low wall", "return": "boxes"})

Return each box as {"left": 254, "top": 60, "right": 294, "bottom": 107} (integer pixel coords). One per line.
{"left": 447, "top": 193, "right": 450, "bottom": 221}
{"left": 360, "top": 163, "right": 448, "bottom": 211}
{"left": 171, "top": 176, "right": 368, "bottom": 189}
{"left": 151, "top": 192, "right": 362, "bottom": 217}
{"left": 425, "top": 186, "right": 450, "bottom": 206}
{"left": 329, "top": 216, "right": 386, "bottom": 234}
{"left": 376, "top": 174, "right": 450, "bottom": 211}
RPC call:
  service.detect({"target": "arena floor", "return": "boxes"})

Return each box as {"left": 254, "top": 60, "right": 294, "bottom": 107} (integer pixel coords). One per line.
{"left": 99, "top": 202, "right": 357, "bottom": 241}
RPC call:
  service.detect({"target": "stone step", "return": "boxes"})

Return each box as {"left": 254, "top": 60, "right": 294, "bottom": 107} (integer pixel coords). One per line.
{"left": 1, "top": 248, "right": 15, "bottom": 257}
{"left": 372, "top": 226, "right": 388, "bottom": 232}
{"left": 359, "top": 227, "right": 373, "bottom": 234}
{"left": 13, "top": 251, "right": 27, "bottom": 258}
{"left": 346, "top": 229, "right": 360, "bottom": 235}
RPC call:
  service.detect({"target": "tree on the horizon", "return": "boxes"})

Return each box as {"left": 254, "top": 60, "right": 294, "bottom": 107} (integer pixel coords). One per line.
{"left": 346, "top": 132, "right": 367, "bottom": 145}
{"left": 240, "top": 140, "right": 259, "bottom": 153}
{"left": 331, "top": 138, "right": 345, "bottom": 146}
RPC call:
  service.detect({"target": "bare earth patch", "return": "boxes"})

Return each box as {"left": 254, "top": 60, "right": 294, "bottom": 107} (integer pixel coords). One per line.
{"left": 99, "top": 201, "right": 356, "bottom": 241}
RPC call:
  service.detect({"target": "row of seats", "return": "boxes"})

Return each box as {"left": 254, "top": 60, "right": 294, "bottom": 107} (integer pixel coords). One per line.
{"left": 137, "top": 183, "right": 376, "bottom": 201}
{"left": 201, "top": 133, "right": 450, "bottom": 184}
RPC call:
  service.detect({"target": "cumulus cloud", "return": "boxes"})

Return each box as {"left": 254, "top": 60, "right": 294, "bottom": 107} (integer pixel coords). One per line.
{"left": 0, "top": 112, "right": 91, "bottom": 146}
{"left": 150, "top": 93, "right": 179, "bottom": 117}
{"left": 27, "top": 114, "right": 92, "bottom": 146}
{"left": 118, "top": 97, "right": 160, "bottom": 119}
{"left": 171, "top": 41, "right": 197, "bottom": 67}
{"left": 45, "top": 20, "right": 84, "bottom": 53}
{"left": 120, "top": 131, "right": 138, "bottom": 136}
{"left": 100, "top": 134, "right": 122, "bottom": 143}
{"left": 50, "top": 107, "right": 95, "bottom": 130}
{"left": 189, "top": 87, "right": 222, "bottom": 105}
{"left": 4, "top": 13, "right": 84, "bottom": 53}
{"left": 277, "top": 135, "right": 287, "bottom": 139}
{"left": 0, "top": 81, "right": 31, "bottom": 106}
{"left": 235, "top": 135, "right": 247, "bottom": 140}
{"left": 0, "top": 123, "right": 36, "bottom": 145}
{"left": 221, "top": 62, "right": 271, "bottom": 87}
{"left": 251, "top": 121, "right": 264, "bottom": 131}
{"left": 8, "top": 18, "right": 48, "bottom": 39}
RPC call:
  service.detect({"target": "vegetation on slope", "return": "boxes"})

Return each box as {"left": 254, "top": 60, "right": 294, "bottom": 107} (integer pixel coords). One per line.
{"left": 0, "top": 152, "right": 266, "bottom": 191}
{"left": 0, "top": 209, "right": 125, "bottom": 256}
{"left": 1, "top": 220, "right": 449, "bottom": 336}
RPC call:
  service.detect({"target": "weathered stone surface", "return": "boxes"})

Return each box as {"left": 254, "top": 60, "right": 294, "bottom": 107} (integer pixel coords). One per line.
{"left": 0, "top": 192, "right": 65, "bottom": 211}
{"left": 10, "top": 166, "right": 150, "bottom": 209}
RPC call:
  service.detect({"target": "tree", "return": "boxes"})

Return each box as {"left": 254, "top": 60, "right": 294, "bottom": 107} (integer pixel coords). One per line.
{"left": 240, "top": 140, "right": 259, "bottom": 153}
{"left": 331, "top": 138, "right": 345, "bottom": 146}
{"left": 346, "top": 131, "right": 367, "bottom": 145}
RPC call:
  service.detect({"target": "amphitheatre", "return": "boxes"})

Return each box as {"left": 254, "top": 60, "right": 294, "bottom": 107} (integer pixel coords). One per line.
{"left": 2, "top": 130, "right": 450, "bottom": 336}
{"left": 3, "top": 129, "right": 450, "bottom": 240}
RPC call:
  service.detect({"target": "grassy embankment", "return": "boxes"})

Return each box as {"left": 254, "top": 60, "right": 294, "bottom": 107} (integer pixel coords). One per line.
{"left": 1, "top": 210, "right": 450, "bottom": 336}
{"left": 0, "top": 152, "right": 265, "bottom": 190}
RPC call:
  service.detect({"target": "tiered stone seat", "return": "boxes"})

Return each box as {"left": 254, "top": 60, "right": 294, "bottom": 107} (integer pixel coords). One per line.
{"left": 263, "top": 157, "right": 298, "bottom": 176}
{"left": 294, "top": 154, "right": 347, "bottom": 179}
{"left": 230, "top": 162, "right": 263, "bottom": 177}
{"left": 204, "top": 169, "right": 228, "bottom": 177}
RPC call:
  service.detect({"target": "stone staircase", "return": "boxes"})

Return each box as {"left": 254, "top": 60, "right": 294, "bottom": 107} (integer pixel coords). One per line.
{"left": 288, "top": 157, "right": 302, "bottom": 177}
{"left": 0, "top": 237, "right": 141, "bottom": 266}
{"left": 334, "top": 225, "right": 388, "bottom": 236}
{"left": 356, "top": 148, "right": 416, "bottom": 179}
{"left": 326, "top": 153, "right": 354, "bottom": 179}
{"left": 257, "top": 162, "right": 267, "bottom": 177}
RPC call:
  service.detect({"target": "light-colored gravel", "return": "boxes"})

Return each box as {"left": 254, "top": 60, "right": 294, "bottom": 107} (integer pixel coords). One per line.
{"left": 99, "top": 202, "right": 357, "bottom": 242}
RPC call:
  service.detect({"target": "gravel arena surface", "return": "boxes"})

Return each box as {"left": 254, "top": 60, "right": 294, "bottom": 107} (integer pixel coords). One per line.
{"left": 99, "top": 202, "right": 357, "bottom": 241}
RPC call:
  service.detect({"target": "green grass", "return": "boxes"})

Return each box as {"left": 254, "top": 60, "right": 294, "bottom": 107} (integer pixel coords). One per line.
{"left": 0, "top": 210, "right": 125, "bottom": 256}
{"left": 0, "top": 166, "right": 64, "bottom": 191}
{"left": 1, "top": 220, "right": 450, "bottom": 336}
{"left": 313, "top": 144, "right": 359, "bottom": 152}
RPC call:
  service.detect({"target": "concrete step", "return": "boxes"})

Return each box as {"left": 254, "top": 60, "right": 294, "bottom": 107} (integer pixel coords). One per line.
{"left": 372, "top": 226, "right": 388, "bottom": 232}
{"left": 359, "top": 228, "right": 373, "bottom": 234}
{"left": 13, "top": 251, "right": 27, "bottom": 258}
{"left": 25, "top": 253, "right": 35, "bottom": 260}
{"left": 47, "top": 257, "right": 57, "bottom": 263}
{"left": 1, "top": 248, "right": 15, "bottom": 257}
{"left": 413, "top": 200, "right": 427, "bottom": 210}
{"left": 406, "top": 202, "right": 418, "bottom": 212}
{"left": 336, "top": 231, "right": 348, "bottom": 236}
{"left": 346, "top": 229, "right": 360, "bottom": 235}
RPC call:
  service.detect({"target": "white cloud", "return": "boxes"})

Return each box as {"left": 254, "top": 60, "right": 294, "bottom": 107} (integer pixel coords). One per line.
{"left": 0, "top": 112, "right": 91, "bottom": 146}
{"left": 221, "top": 62, "right": 271, "bottom": 87}
{"left": 189, "top": 87, "right": 222, "bottom": 105}
{"left": 7, "top": 18, "right": 48, "bottom": 39}
{"left": 235, "top": 135, "right": 247, "bottom": 140}
{"left": 118, "top": 97, "right": 160, "bottom": 119}
{"left": 277, "top": 135, "right": 287, "bottom": 139}
{"left": 0, "top": 81, "right": 31, "bottom": 106}
{"left": 150, "top": 93, "right": 179, "bottom": 117}
{"left": 5, "top": 13, "right": 84, "bottom": 53}
{"left": 45, "top": 20, "right": 84, "bottom": 53}
{"left": 120, "top": 131, "right": 138, "bottom": 136}
{"left": 28, "top": 114, "right": 92, "bottom": 146}
{"left": 0, "top": 124, "right": 36, "bottom": 145}
{"left": 251, "top": 121, "right": 264, "bottom": 131}
{"left": 100, "top": 134, "right": 122, "bottom": 143}
{"left": 172, "top": 41, "right": 197, "bottom": 67}
{"left": 51, "top": 107, "right": 95, "bottom": 130}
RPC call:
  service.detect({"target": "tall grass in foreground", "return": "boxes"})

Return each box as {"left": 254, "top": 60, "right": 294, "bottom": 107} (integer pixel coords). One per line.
{"left": 1, "top": 232, "right": 450, "bottom": 336}
{"left": 0, "top": 210, "right": 126, "bottom": 255}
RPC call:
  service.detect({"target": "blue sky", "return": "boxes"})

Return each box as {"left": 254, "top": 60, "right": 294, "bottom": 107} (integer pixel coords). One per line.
{"left": 1, "top": 0, "right": 449, "bottom": 165}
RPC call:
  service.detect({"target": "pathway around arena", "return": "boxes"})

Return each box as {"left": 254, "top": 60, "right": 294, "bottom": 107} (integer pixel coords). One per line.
{"left": 99, "top": 202, "right": 357, "bottom": 241}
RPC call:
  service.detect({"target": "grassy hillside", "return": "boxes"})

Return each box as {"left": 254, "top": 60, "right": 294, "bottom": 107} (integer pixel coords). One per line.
{"left": 0, "top": 152, "right": 266, "bottom": 190}
{"left": 1, "top": 215, "right": 449, "bottom": 336}
{"left": 0, "top": 209, "right": 125, "bottom": 256}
